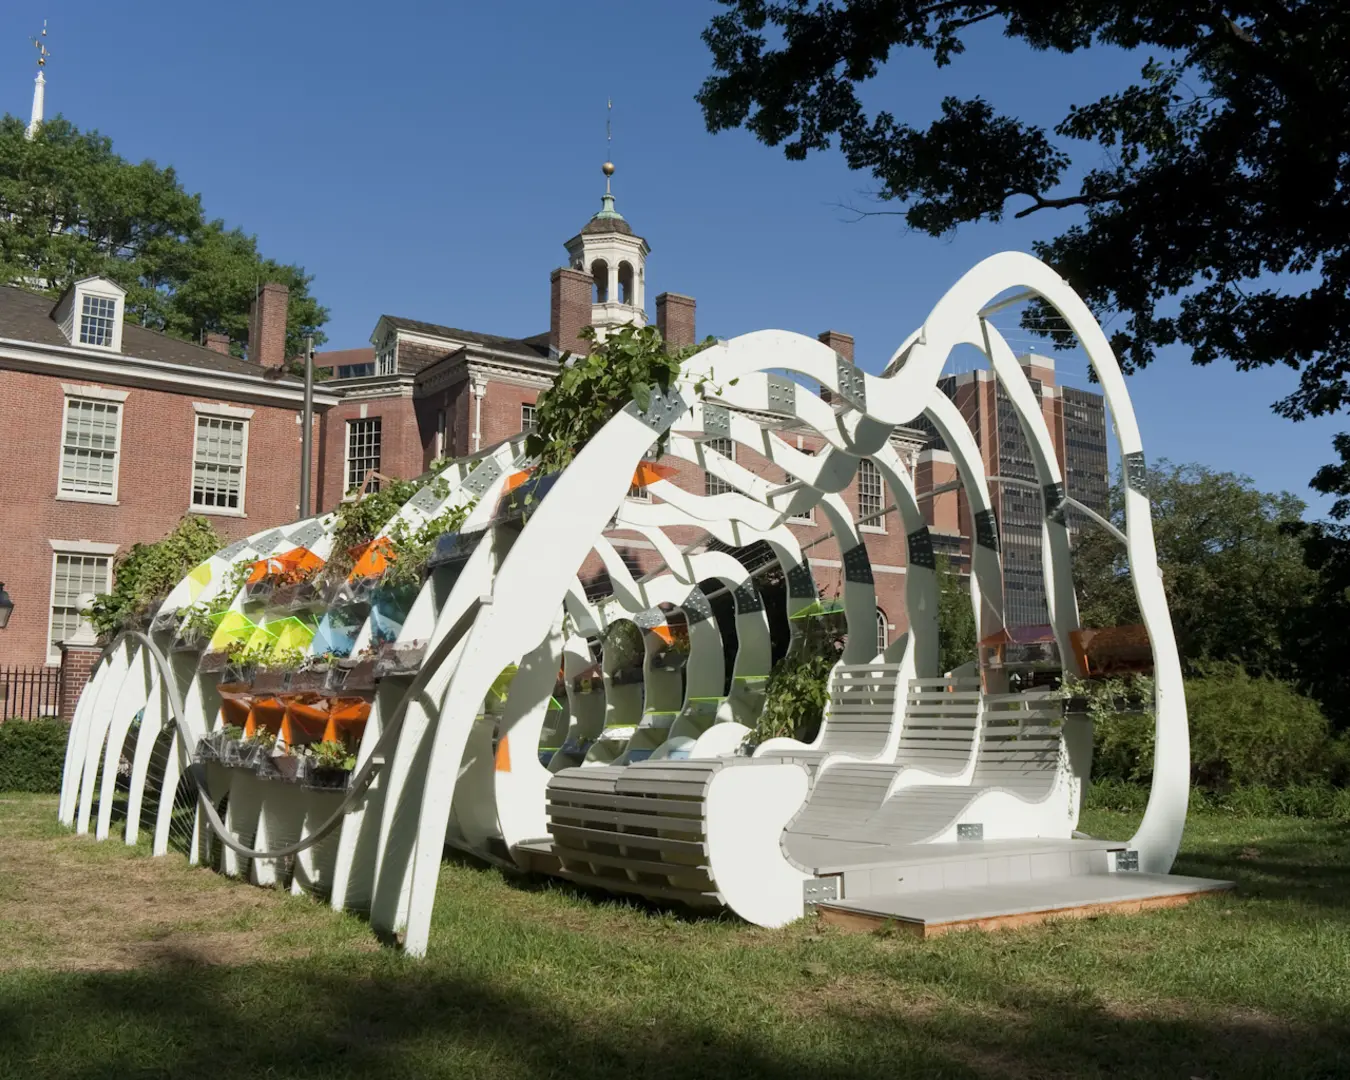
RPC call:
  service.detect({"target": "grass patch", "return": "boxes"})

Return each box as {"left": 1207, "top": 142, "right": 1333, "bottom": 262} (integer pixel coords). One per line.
{"left": 0, "top": 794, "right": 1347, "bottom": 1078}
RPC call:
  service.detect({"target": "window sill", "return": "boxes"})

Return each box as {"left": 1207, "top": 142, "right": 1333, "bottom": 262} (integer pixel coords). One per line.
{"left": 787, "top": 517, "right": 815, "bottom": 526}
{"left": 55, "top": 492, "right": 118, "bottom": 506}
{"left": 859, "top": 524, "right": 887, "bottom": 535}
{"left": 192, "top": 506, "right": 247, "bottom": 518}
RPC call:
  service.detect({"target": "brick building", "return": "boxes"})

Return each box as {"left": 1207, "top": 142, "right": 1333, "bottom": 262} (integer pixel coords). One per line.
{"left": 0, "top": 278, "right": 338, "bottom": 672}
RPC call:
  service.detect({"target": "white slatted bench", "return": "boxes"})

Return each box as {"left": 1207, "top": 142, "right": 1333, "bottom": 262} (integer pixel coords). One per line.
{"left": 783, "top": 676, "right": 981, "bottom": 845}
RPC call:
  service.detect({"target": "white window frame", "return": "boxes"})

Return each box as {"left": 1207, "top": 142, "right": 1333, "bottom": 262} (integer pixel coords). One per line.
{"left": 876, "top": 608, "right": 889, "bottom": 656}
{"left": 56, "top": 385, "right": 127, "bottom": 504}
{"left": 521, "top": 402, "right": 537, "bottom": 434}
{"left": 786, "top": 447, "right": 815, "bottom": 525}
{"left": 46, "top": 540, "right": 116, "bottom": 664}
{"left": 189, "top": 403, "right": 252, "bottom": 516}
{"left": 857, "top": 458, "right": 886, "bottom": 533}
{"left": 74, "top": 286, "right": 125, "bottom": 352}
{"left": 704, "top": 437, "right": 735, "bottom": 497}
{"left": 375, "top": 341, "right": 397, "bottom": 376}
{"left": 345, "top": 417, "right": 383, "bottom": 494}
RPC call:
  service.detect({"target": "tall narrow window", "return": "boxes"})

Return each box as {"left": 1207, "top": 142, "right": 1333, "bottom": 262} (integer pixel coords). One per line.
{"left": 191, "top": 416, "right": 247, "bottom": 512}
{"left": 876, "top": 608, "right": 888, "bottom": 656}
{"left": 346, "top": 418, "right": 382, "bottom": 493}
{"left": 520, "top": 403, "right": 537, "bottom": 433}
{"left": 857, "top": 458, "right": 884, "bottom": 528}
{"left": 49, "top": 551, "right": 111, "bottom": 659}
{"left": 79, "top": 294, "right": 118, "bottom": 347}
{"left": 435, "top": 409, "right": 448, "bottom": 458}
{"left": 59, "top": 397, "right": 121, "bottom": 499}
{"left": 375, "top": 344, "right": 397, "bottom": 375}
{"left": 704, "top": 437, "right": 735, "bottom": 496}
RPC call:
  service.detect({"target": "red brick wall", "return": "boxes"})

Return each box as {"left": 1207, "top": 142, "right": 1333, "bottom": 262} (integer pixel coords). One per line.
{"left": 0, "top": 368, "right": 319, "bottom": 667}
{"left": 247, "top": 282, "right": 289, "bottom": 369}
{"left": 58, "top": 644, "right": 100, "bottom": 720}
{"left": 656, "top": 293, "right": 696, "bottom": 348}
{"left": 318, "top": 396, "right": 423, "bottom": 509}
{"left": 478, "top": 381, "right": 541, "bottom": 451}
{"left": 550, "top": 268, "right": 592, "bottom": 356}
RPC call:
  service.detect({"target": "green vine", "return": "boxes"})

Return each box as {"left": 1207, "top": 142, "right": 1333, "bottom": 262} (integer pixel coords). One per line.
{"left": 755, "top": 616, "right": 845, "bottom": 744}
{"left": 309, "top": 739, "right": 356, "bottom": 771}
{"left": 525, "top": 325, "right": 720, "bottom": 475}
{"left": 323, "top": 474, "right": 451, "bottom": 582}
{"left": 379, "top": 500, "right": 476, "bottom": 589}
{"left": 90, "top": 517, "right": 223, "bottom": 640}
{"left": 180, "top": 561, "right": 252, "bottom": 640}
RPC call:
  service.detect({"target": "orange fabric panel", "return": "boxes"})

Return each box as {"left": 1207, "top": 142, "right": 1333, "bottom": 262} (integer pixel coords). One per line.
{"left": 281, "top": 699, "right": 331, "bottom": 746}
{"left": 632, "top": 461, "right": 676, "bottom": 486}
{"left": 219, "top": 696, "right": 252, "bottom": 730}
{"left": 321, "top": 699, "right": 371, "bottom": 745}
{"left": 349, "top": 537, "right": 396, "bottom": 580}
{"left": 246, "top": 697, "right": 286, "bottom": 738}
{"left": 494, "top": 734, "right": 511, "bottom": 773}
{"left": 504, "top": 469, "right": 533, "bottom": 494}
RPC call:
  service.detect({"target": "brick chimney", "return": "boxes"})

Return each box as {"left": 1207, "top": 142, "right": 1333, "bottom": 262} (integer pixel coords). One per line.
{"left": 204, "top": 331, "right": 231, "bottom": 355}
{"left": 656, "top": 293, "right": 696, "bottom": 349}
{"left": 817, "top": 330, "right": 854, "bottom": 403}
{"left": 550, "top": 267, "right": 592, "bottom": 356}
{"left": 248, "top": 282, "right": 289, "bottom": 369}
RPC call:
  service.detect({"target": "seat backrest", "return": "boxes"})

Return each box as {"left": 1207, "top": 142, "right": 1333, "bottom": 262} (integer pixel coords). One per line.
{"left": 972, "top": 690, "right": 1064, "bottom": 795}
{"left": 817, "top": 663, "right": 904, "bottom": 756}
{"left": 895, "top": 676, "right": 982, "bottom": 773}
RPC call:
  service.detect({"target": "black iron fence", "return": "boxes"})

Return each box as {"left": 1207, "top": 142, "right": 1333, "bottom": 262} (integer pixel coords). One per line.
{"left": 0, "top": 666, "right": 63, "bottom": 720}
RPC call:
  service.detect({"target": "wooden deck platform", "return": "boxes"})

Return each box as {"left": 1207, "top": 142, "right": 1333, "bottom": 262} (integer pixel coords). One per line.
{"left": 816, "top": 873, "right": 1235, "bottom": 937}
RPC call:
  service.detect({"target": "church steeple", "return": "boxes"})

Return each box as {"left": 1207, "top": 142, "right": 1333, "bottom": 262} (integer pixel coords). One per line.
{"left": 563, "top": 159, "right": 650, "bottom": 338}
{"left": 26, "top": 21, "right": 49, "bottom": 141}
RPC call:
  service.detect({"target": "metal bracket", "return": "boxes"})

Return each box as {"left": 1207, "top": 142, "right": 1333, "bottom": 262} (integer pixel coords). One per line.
{"left": 1042, "top": 481, "right": 1068, "bottom": 526}
{"left": 842, "top": 542, "right": 874, "bottom": 585}
{"left": 626, "top": 385, "right": 689, "bottom": 434}
{"left": 253, "top": 529, "right": 285, "bottom": 554}
{"left": 633, "top": 606, "right": 666, "bottom": 631}
{"left": 218, "top": 539, "right": 249, "bottom": 561}
{"left": 1124, "top": 451, "right": 1148, "bottom": 496}
{"left": 406, "top": 483, "right": 444, "bottom": 515}
{"left": 974, "top": 509, "right": 1000, "bottom": 553}
{"left": 681, "top": 588, "right": 714, "bottom": 626}
{"left": 461, "top": 455, "right": 504, "bottom": 498}
{"left": 803, "top": 875, "right": 840, "bottom": 914}
{"left": 957, "top": 823, "right": 984, "bottom": 841}
{"left": 834, "top": 355, "right": 867, "bottom": 411}
{"left": 787, "top": 562, "right": 817, "bottom": 600}
{"left": 732, "top": 582, "right": 764, "bottom": 613}
{"left": 906, "top": 527, "right": 936, "bottom": 570}
{"left": 1115, "top": 849, "right": 1140, "bottom": 872}
{"left": 765, "top": 374, "right": 796, "bottom": 415}
{"left": 701, "top": 401, "right": 731, "bottom": 439}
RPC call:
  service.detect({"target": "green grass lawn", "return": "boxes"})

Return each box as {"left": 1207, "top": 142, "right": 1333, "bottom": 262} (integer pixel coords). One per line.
{"left": 0, "top": 794, "right": 1346, "bottom": 1079}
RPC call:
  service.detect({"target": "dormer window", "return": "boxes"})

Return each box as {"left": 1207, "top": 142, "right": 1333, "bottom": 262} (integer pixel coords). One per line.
{"left": 79, "top": 294, "right": 118, "bottom": 347}
{"left": 52, "top": 277, "right": 126, "bottom": 352}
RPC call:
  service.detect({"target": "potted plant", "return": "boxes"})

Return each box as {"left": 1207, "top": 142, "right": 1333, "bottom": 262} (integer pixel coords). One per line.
{"left": 252, "top": 646, "right": 306, "bottom": 693}
{"left": 304, "top": 739, "right": 356, "bottom": 791}
{"left": 218, "top": 723, "right": 247, "bottom": 766}
{"left": 290, "top": 653, "right": 340, "bottom": 692}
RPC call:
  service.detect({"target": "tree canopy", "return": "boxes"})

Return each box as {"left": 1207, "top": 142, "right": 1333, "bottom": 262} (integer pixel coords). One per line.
{"left": 0, "top": 115, "right": 327, "bottom": 358}
{"left": 697, "top": 2, "right": 1350, "bottom": 507}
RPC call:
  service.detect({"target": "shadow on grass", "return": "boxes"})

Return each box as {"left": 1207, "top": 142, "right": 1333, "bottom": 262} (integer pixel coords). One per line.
{"left": 0, "top": 947, "right": 1346, "bottom": 1080}
{"left": 1174, "top": 820, "right": 1350, "bottom": 915}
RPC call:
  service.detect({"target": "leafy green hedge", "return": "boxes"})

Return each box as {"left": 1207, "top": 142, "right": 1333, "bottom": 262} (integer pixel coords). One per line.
{"left": 0, "top": 717, "right": 69, "bottom": 793}
{"left": 1086, "top": 777, "right": 1350, "bottom": 821}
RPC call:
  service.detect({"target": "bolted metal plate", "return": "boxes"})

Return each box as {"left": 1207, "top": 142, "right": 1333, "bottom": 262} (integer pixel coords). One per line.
{"left": 1116, "top": 849, "right": 1140, "bottom": 872}
{"left": 1042, "top": 481, "right": 1068, "bottom": 526}
{"left": 974, "top": 509, "right": 1000, "bottom": 552}
{"left": 787, "top": 562, "right": 817, "bottom": 600}
{"left": 765, "top": 373, "right": 796, "bottom": 415}
{"left": 633, "top": 606, "right": 666, "bottom": 631}
{"left": 626, "top": 385, "right": 689, "bottom": 434}
{"left": 906, "top": 527, "right": 936, "bottom": 570}
{"left": 834, "top": 355, "right": 867, "bottom": 411}
{"left": 218, "top": 539, "right": 249, "bottom": 561}
{"left": 1124, "top": 451, "right": 1148, "bottom": 495}
{"left": 461, "top": 455, "right": 504, "bottom": 498}
{"left": 842, "top": 542, "right": 874, "bottom": 585}
{"left": 681, "top": 588, "right": 714, "bottom": 626}
{"left": 957, "top": 823, "right": 984, "bottom": 841}
{"left": 286, "top": 521, "right": 327, "bottom": 551}
{"left": 406, "top": 484, "right": 444, "bottom": 515}
{"left": 732, "top": 581, "right": 764, "bottom": 613}
{"left": 803, "top": 875, "right": 840, "bottom": 914}
{"left": 701, "top": 401, "right": 731, "bottom": 438}
{"left": 253, "top": 529, "right": 285, "bottom": 554}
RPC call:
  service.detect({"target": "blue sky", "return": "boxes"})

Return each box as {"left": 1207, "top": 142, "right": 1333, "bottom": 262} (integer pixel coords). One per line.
{"left": 4, "top": 2, "right": 1340, "bottom": 514}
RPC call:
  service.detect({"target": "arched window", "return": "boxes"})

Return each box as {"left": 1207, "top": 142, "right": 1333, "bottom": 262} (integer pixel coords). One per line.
{"left": 590, "top": 259, "right": 609, "bottom": 304}
{"left": 618, "top": 261, "right": 635, "bottom": 305}
{"left": 876, "top": 608, "right": 888, "bottom": 656}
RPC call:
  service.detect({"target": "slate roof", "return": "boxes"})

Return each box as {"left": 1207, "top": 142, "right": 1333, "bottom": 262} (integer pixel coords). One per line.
{"left": 382, "top": 315, "right": 553, "bottom": 363}
{"left": 0, "top": 284, "right": 305, "bottom": 384}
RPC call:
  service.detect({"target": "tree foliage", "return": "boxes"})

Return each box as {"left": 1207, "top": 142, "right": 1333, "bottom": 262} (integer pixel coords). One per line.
{"left": 935, "top": 553, "right": 976, "bottom": 674}
{"left": 0, "top": 116, "right": 327, "bottom": 357}
{"left": 1073, "top": 460, "right": 1316, "bottom": 679}
{"left": 697, "top": 2, "right": 1350, "bottom": 502}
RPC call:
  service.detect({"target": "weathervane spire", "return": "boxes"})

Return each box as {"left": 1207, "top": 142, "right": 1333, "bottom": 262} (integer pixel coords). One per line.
{"left": 26, "top": 21, "right": 50, "bottom": 141}
{"left": 602, "top": 97, "right": 615, "bottom": 196}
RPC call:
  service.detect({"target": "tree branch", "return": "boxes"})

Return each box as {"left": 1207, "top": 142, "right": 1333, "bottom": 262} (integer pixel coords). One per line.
{"left": 1012, "top": 190, "right": 1122, "bottom": 219}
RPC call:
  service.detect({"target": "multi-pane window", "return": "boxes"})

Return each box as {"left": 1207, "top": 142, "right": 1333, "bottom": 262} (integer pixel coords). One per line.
{"left": 787, "top": 448, "right": 815, "bottom": 524}
{"left": 60, "top": 397, "right": 121, "bottom": 499}
{"left": 704, "top": 438, "right": 735, "bottom": 496}
{"left": 336, "top": 362, "right": 375, "bottom": 378}
{"left": 191, "top": 416, "right": 247, "bottom": 511}
{"left": 50, "top": 552, "right": 110, "bottom": 656}
{"left": 857, "top": 458, "right": 884, "bottom": 527}
{"left": 375, "top": 345, "right": 397, "bottom": 375}
{"left": 521, "top": 403, "right": 537, "bottom": 433}
{"left": 346, "top": 418, "right": 382, "bottom": 493}
{"left": 79, "top": 294, "right": 118, "bottom": 347}
{"left": 876, "top": 608, "right": 888, "bottom": 656}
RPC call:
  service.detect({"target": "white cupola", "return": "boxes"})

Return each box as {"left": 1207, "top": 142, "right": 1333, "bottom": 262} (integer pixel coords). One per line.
{"left": 563, "top": 162, "right": 649, "bottom": 338}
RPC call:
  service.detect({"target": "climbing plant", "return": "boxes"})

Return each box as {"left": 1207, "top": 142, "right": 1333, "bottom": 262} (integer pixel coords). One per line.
{"left": 755, "top": 616, "right": 845, "bottom": 745}
{"left": 525, "top": 325, "right": 720, "bottom": 475}
{"left": 379, "top": 500, "right": 477, "bottom": 589}
{"left": 90, "top": 517, "right": 223, "bottom": 640}
{"left": 324, "top": 473, "right": 451, "bottom": 581}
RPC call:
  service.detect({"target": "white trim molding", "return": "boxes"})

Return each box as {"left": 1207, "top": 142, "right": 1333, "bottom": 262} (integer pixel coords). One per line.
{"left": 193, "top": 400, "right": 255, "bottom": 421}
{"left": 60, "top": 383, "right": 129, "bottom": 403}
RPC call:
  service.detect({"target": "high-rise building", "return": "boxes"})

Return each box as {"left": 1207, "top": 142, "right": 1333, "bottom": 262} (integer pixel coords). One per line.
{"left": 913, "top": 354, "right": 1110, "bottom": 627}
